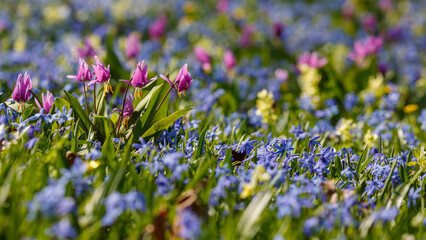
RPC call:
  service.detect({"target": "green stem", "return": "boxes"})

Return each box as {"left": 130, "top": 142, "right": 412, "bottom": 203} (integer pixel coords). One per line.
{"left": 29, "top": 90, "right": 43, "bottom": 111}
{"left": 116, "top": 84, "right": 130, "bottom": 136}
{"left": 83, "top": 82, "right": 89, "bottom": 116}
{"left": 93, "top": 83, "right": 97, "bottom": 114}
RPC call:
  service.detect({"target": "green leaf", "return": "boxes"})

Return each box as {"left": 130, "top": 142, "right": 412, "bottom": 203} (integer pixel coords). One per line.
{"left": 141, "top": 107, "right": 193, "bottom": 138}
{"left": 378, "top": 159, "right": 398, "bottom": 201}
{"left": 64, "top": 90, "right": 93, "bottom": 134}
{"left": 49, "top": 98, "right": 70, "bottom": 114}
{"left": 195, "top": 126, "right": 208, "bottom": 159}
{"left": 94, "top": 116, "right": 115, "bottom": 141}
{"left": 356, "top": 146, "right": 369, "bottom": 174}
{"left": 21, "top": 105, "right": 33, "bottom": 120}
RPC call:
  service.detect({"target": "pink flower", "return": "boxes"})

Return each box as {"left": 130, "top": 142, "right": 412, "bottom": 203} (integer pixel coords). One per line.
{"left": 76, "top": 38, "right": 96, "bottom": 59}
{"left": 361, "top": 14, "right": 377, "bottom": 32}
{"left": 297, "top": 52, "right": 328, "bottom": 69}
{"left": 272, "top": 22, "right": 284, "bottom": 38}
{"left": 240, "top": 26, "right": 254, "bottom": 47}
{"left": 149, "top": 15, "right": 167, "bottom": 39}
{"left": 89, "top": 56, "right": 111, "bottom": 85}
{"left": 379, "top": 0, "right": 393, "bottom": 12}
{"left": 160, "top": 64, "right": 193, "bottom": 94}
{"left": 12, "top": 72, "right": 32, "bottom": 103}
{"left": 194, "top": 46, "right": 210, "bottom": 63}
{"left": 114, "top": 95, "right": 134, "bottom": 118}
{"left": 224, "top": 50, "right": 236, "bottom": 70}
{"left": 216, "top": 0, "right": 229, "bottom": 13}
{"left": 349, "top": 36, "right": 383, "bottom": 66}
{"left": 67, "top": 58, "right": 92, "bottom": 82}
{"left": 121, "top": 61, "right": 154, "bottom": 99}
{"left": 125, "top": 32, "right": 141, "bottom": 59}
{"left": 275, "top": 69, "right": 288, "bottom": 81}
{"left": 36, "top": 90, "right": 54, "bottom": 113}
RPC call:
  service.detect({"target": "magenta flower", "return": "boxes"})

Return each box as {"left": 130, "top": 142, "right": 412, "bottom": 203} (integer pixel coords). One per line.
{"left": 297, "top": 52, "right": 328, "bottom": 69}
{"left": 149, "top": 15, "right": 167, "bottom": 40}
{"left": 36, "top": 91, "right": 54, "bottom": 113}
{"left": 239, "top": 25, "right": 253, "bottom": 47}
{"left": 89, "top": 56, "right": 113, "bottom": 95}
{"left": 160, "top": 64, "right": 193, "bottom": 95}
{"left": 114, "top": 95, "right": 134, "bottom": 118}
{"left": 275, "top": 69, "right": 289, "bottom": 81}
{"left": 67, "top": 58, "right": 92, "bottom": 82}
{"left": 121, "top": 61, "right": 154, "bottom": 99}
{"left": 379, "top": 0, "right": 393, "bottom": 11}
{"left": 224, "top": 50, "right": 236, "bottom": 70}
{"left": 349, "top": 36, "right": 383, "bottom": 66}
{"left": 361, "top": 14, "right": 377, "bottom": 32}
{"left": 76, "top": 38, "right": 96, "bottom": 59}
{"left": 272, "top": 22, "right": 284, "bottom": 38}
{"left": 194, "top": 46, "right": 211, "bottom": 63}
{"left": 216, "top": 0, "right": 229, "bottom": 13}
{"left": 125, "top": 32, "right": 141, "bottom": 59}
{"left": 12, "top": 72, "right": 32, "bottom": 103}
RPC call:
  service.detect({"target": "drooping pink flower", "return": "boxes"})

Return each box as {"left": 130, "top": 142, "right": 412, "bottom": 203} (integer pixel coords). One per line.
{"left": 239, "top": 25, "right": 254, "bottom": 48}
{"left": 125, "top": 32, "right": 141, "bottom": 59}
{"left": 275, "top": 69, "right": 288, "bottom": 81}
{"left": 297, "top": 52, "right": 328, "bottom": 69}
{"left": 341, "top": 3, "right": 354, "bottom": 19}
{"left": 149, "top": 15, "right": 167, "bottom": 40}
{"left": 89, "top": 56, "right": 111, "bottom": 85}
{"left": 361, "top": 14, "right": 377, "bottom": 32}
{"left": 36, "top": 90, "right": 54, "bottom": 113}
{"left": 272, "top": 22, "right": 284, "bottom": 38}
{"left": 379, "top": 0, "right": 393, "bottom": 12}
{"left": 114, "top": 95, "right": 134, "bottom": 118}
{"left": 216, "top": 0, "right": 229, "bottom": 13}
{"left": 76, "top": 38, "right": 96, "bottom": 59}
{"left": 194, "top": 46, "right": 210, "bottom": 63}
{"left": 348, "top": 36, "right": 383, "bottom": 66}
{"left": 12, "top": 72, "right": 32, "bottom": 103}
{"left": 67, "top": 58, "right": 92, "bottom": 82}
{"left": 121, "top": 61, "right": 154, "bottom": 99}
{"left": 224, "top": 50, "right": 236, "bottom": 70}
{"left": 160, "top": 64, "right": 193, "bottom": 94}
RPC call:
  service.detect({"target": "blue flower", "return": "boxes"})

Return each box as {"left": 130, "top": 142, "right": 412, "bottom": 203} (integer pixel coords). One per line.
{"left": 46, "top": 218, "right": 77, "bottom": 239}
{"left": 407, "top": 187, "right": 421, "bottom": 208}
{"left": 238, "top": 137, "right": 257, "bottom": 156}
{"left": 177, "top": 209, "right": 202, "bottom": 239}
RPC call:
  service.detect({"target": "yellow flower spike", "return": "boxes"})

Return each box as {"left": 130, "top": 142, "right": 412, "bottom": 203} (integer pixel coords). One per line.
{"left": 403, "top": 104, "right": 418, "bottom": 113}
{"left": 88, "top": 160, "right": 101, "bottom": 170}
{"left": 123, "top": 118, "right": 129, "bottom": 128}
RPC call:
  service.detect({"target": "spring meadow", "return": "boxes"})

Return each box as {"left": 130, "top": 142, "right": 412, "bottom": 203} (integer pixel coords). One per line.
{"left": 0, "top": 0, "right": 425, "bottom": 239}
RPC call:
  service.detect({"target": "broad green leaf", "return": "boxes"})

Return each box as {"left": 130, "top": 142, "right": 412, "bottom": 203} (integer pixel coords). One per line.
{"left": 94, "top": 116, "right": 115, "bottom": 141}
{"left": 141, "top": 107, "right": 193, "bottom": 138}
{"left": 21, "top": 105, "right": 33, "bottom": 120}
{"left": 195, "top": 126, "right": 208, "bottom": 159}
{"left": 64, "top": 90, "right": 93, "bottom": 134}
{"left": 49, "top": 98, "right": 70, "bottom": 114}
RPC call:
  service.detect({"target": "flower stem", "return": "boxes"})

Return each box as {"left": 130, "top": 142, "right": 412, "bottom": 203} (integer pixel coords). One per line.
{"left": 29, "top": 90, "right": 43, "bottom": 111}
{"left": 93, "top": 83, "right": 97, "bottom": 114}
{"left": 83, "top": 82, "right": 89, "bottom": 116}
{"left": 116, "top": 84, "right": 130, "bottom": 136}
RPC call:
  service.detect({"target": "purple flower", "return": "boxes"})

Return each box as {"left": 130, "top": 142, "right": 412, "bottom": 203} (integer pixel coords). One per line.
{"left": 67, "top": 58, "right": 92, "bottom": 82}
{"left": 216, "top": 0, "right": 229, "bottom": 13}
{"left": 176, "top": 209, "right": 202, "bottom": 239}
{"left": 125, "top": 32, "right": 141, "bottom": 59}
{"left": 149, "top": 15, "right": 167, "bottom": 39}
{"left": 12, "top": 72, "right": 32, "bottom": 103}
{"left": 272, "top": 22, "right": 284, "bottom": 38}
{"left": 240, "top": 25, "right": 254, "bottom": 47}
{"left": 47, "top": 219, "right": 77, "bottom": 239}
{"left": 224, "top": 50, "right": 236, "bottom": 70}
{"left": 113, "top": 95, "right": 134, "bottom": 118}
{"left": 275, "top": 69, "right": 288, "bottom": 81}
{"left": 25, "top": 137, "right": 39, "bottom": 149}
{"left": 194, "top": 46, "right": 210, "bottom": 63}
{"left": 297, "top": 52, "right": 327, "bottom": 69}
{"left": 35, "top": 90, "right": 54, "bottom": 113}
{"left": 76, "top": 38, "right": 96, "bottom": 59}
{"left": 121, "top": 61, "right": 153, "bottom": 99}
{"left": 361, "top": 14, "right": 377, "bottom": 31}
{"left": 408, "top": 187, "right": 421, "bottom": 208}
{"left": 160, "top": 64, "right": 193, "bottom": 94}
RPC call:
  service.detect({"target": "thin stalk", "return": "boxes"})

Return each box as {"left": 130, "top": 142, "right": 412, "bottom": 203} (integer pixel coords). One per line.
{"left": 29, "top": 90, "right": 42, "bottom": 111}
{"left": 93, "top": 83, "right": 97, "bottom": 114}
{"left": 116, "top": 84, "right": 130, "bottom": 136}
{"left": 83, "top": 82, "right": 89, "bottom": 116}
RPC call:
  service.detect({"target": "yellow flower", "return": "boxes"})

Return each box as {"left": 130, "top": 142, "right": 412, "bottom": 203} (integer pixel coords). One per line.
{"left": 363, "top": 129, "right": 378, "bottom": 148}
{"left": 240, "top": 183, "right": 254, "bottom": 199}
{"left": 298, "top": 64, "right": 321, "bottom": 99}
{"left": 88, "top": 160, "right": 101, "bottom": 170}
{"left": 367, "top": 73, "right": 385, "bottom": 97}
{"left": 240, "top": 165, "right": 271, "bottom": 199}
{"left": 403, "top": 104, "right": 418, "bottom": 113}
{"left": 336, "top": 119, "right": 355, "bottom": 142}
{"left": 255, "top": 89, "right": 276, "bottom": 124}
